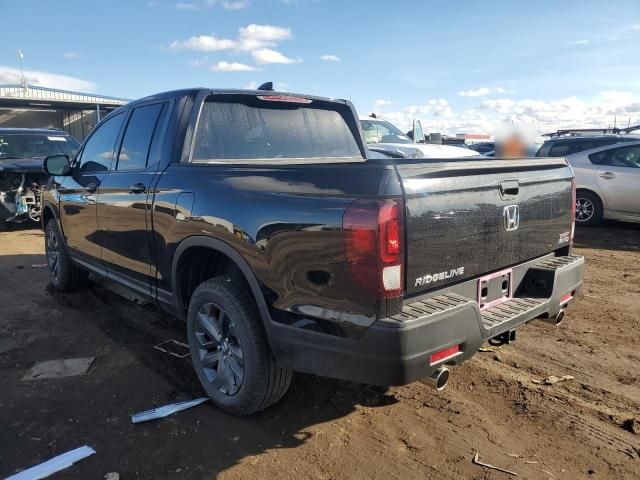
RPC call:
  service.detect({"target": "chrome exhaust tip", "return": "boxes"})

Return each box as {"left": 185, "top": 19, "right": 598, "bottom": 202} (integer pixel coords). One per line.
{"left": 541, "top": 309, "right": 566, "bottom": 326}
{"left": 421, "top": 367, "right": 450, "bottom": 391}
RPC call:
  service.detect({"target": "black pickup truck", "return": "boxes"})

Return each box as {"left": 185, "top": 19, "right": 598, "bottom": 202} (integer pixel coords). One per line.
{"left": 41, "top": 88, "right": 584, "bottom": 414}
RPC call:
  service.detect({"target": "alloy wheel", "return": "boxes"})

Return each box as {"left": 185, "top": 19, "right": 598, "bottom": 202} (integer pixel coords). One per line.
{"left": 46, "top": 228, "right": 60, "bottom": 281}
{"left": 195, "top": 302, "right": 245, "bottom": 396}
{"left": 575, "top": 198, "right": 594, "bottom": 223}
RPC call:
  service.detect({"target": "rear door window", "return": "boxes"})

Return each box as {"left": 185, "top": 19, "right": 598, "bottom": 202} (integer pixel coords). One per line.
{"left": 589, "top": 145, "right": 640, "bottom": 167}
{"left": 117, "top": 103, "right": 165, "bottom": 170}
{"left": 191, "top": 96, "right": 362, "bottom": 162}
{"left": 77, "top": 113, "right": 125, "bottom": 174}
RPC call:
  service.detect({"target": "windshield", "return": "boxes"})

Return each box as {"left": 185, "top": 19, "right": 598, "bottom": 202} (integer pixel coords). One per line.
{"left": 360, "top": 119, "right": 413, "bottom": 145}
{"left": 0, "top": 133, "right": 80, "bottom": 159}
{"left": 192, "top": 96, "right": 362, "bottom": 161}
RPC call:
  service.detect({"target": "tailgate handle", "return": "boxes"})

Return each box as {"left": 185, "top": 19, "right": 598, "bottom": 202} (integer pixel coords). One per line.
{"left": 500, "top": 180, "right": 519, "bottom": 197}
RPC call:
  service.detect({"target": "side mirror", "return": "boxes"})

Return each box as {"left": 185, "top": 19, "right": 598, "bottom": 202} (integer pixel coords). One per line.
{"left": 43, "top": 155, "right": 71, "bottom": 176}
{"left": 413, "top": 119, "right": 425, "bottom": 144}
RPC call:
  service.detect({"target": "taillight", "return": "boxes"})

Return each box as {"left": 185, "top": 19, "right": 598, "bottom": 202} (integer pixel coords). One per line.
{"left": 343, "top": 198, "right": 404, "bottom": 298}
{"left": 257, "top": 95, "right": 312, "bottom": 104}
{"left": 570, "top": 178, "right": 576, "bottom": 244}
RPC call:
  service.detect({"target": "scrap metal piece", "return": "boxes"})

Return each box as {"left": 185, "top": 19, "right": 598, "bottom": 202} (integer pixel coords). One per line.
{"left": 153, "top": 339, "right": 190, "bottom": 359}
{"left": 6, "top": 445, "right": 95, "bottom": 480}
{"left": 131, "top": 398, "right": 210, "bottom": 424}
{"left": 472, "top": 451, "right": 518, "bottom": 477}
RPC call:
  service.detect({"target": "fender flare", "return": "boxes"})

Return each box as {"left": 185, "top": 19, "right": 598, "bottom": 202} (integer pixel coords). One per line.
{"left": 171, "top": 236, "right": 274, "bottom": 330}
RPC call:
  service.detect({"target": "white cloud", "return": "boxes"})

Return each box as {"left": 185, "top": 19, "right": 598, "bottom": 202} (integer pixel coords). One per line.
{"left": 630, "top": 24, "right": 640, "bottom": 32}
{"left": 375, "top": 99, "right": 392, "bottom": 105}
{"left": 320, "top": 54, "right": 340, "bottom": 62}
{"left": 170, "top": 24, "right": 292, "bottom": 53}
{"left": 205, "top": 0, "right": 250, "bottom": 9}
{"left": 222, "top": 0, "right": 249, "bottom": 9}
{"left": 209, "top": 61, "right": 259, "bottom": 72}
{"left": 571, "top": 39, "right": 590, "bottom": 45}
{"left": 237, "top": 24, "right": 292, "bottom": 51}
{"left": 170, "top": 35, "right": 236, "bottom": 52}
{"left": 373, "top": 91, "right": 640, "bottom": 136}
{"left": 458, "top": 87, "right": 511, "bottom": 97}
{"left": 251, "top": 48, "right": 300, "bottom": 65}
{"left": 175, "top": 2, "right": 198, "bottom": 10}
{"left": 63, "top": 51, "right": 83, "bottom": 59}
{"left": 0, "top": 65, "right": 96, "bottom": 92}
{"left": 244, "top": 81, "right": 258, "bottom": 89}
{"left": 406, "top": 98, "right": 453, "bottom": 117}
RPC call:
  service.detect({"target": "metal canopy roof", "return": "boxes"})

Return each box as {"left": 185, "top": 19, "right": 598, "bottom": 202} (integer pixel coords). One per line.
{"left": 0, "top": 84, "right": 129, "bottom": 110}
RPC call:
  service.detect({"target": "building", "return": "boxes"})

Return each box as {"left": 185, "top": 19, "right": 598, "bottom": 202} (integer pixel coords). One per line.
{"left": 455, "top": 133, "right": 493, "bottom": 145}
{"left": 0, "top": 84, "right": 129, "bottom": 141}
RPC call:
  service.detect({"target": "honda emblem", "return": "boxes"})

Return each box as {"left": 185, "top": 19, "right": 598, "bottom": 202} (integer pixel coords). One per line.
{"left": 503, "top": 205, "right": 519, "bottom": 231}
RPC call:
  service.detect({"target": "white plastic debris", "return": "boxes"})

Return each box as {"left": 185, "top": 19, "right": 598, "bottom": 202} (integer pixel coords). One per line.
{"left": 7, "top": 445, "right": 95, "bottom": 480}
{"left": 131, "top": 397, "right": 209, "bottom": 423}
{"left": 22, "top": 357, "right": 95, "bottom": 381}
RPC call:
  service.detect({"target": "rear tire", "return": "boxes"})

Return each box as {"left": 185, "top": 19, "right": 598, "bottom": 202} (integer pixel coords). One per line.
{"left": 44, "top": 220, "right": 89, "bottom": 291}
{"left": 187, "top": 277, "right": 292, "bottom": 415}
{"left": 575, "top": 191, "right": 603, "bottom": 227}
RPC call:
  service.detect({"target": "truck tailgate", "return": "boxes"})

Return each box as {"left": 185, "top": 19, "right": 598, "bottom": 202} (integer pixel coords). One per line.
{"left": 397, "top": 158, "right": 574, "bottom": 295}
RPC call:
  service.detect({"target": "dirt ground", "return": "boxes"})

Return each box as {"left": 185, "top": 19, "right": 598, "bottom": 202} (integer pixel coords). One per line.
{"left": 0, "top": 222, "right": 638, "bottom": 480}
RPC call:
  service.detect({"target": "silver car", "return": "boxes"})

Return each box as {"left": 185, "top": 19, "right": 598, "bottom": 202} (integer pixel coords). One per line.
{"left": 567, "top": 141, "right": 640, "bottom": 225}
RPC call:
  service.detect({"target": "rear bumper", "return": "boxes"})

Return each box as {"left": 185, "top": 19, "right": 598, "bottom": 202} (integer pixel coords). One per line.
{"left": 270, "top": 255, "right": 584, "bottom": 386}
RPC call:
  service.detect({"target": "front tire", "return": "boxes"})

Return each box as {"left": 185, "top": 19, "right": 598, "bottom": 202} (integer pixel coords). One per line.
{"left": 187, "top": 277, "right": 292, "bottom": 415}
{"left": 575, "top": 191, "right": 603, "bottom": 227}
{"left": 44, "top": 220, "right": 89, "bottom": 291}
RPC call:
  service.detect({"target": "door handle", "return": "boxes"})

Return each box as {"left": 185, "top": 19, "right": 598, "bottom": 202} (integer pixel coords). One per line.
{"left": 599, "top": 172, "right": 616, "bottom": 179}
{"left": 499, "top": 180, "right": 519, "bottom": 197}
{"left": 85, "top": 182, "right": 97, "bottom": 193}
{"left": 129, "top": 183, "right": 147, "bottom": 194}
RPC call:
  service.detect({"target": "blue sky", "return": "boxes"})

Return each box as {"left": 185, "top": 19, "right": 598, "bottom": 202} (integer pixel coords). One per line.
{"left": 1, "top": 0, "right": 639, "bottom": 134}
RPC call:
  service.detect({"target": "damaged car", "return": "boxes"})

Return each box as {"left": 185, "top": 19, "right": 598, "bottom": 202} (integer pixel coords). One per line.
{"left": 0, "top": 128, "right": 80, "bottom": 226}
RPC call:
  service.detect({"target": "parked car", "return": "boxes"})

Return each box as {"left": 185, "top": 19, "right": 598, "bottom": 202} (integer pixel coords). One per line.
{"left": 564, "top": 141, "right": 640, "bottom": 225}
{"left": 469, "top": 142, "right": 495, "bottom": 156}
{"left": 0, "top": 128, "right": 80, "bottom": 225}
{"left": 536, "top": 135, "right": 639, "bottom": 158}
{"left": 41, "top": 88, "right": 584, "bottom": 415}
{"left": 360, "top": 116, "right": 480, "bottom": 158}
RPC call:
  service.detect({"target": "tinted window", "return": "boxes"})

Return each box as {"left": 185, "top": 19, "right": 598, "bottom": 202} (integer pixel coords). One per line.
{"left": 589, "top": 145, "right": 640, "bottom": 167}
{"left": 117, "top": 103, "right": 164, "bottom": 170}
{"left": 609, "top": 146, "right": 640, "bottom": 168}
{"left": 588, "top": 150, "right": 608, "bottom": 165}
{"left": 192, "top": 97, "right": 361, "bottom": 161}
{"left": 548, "top": 142, "right": 572, "bottom": 157}
{"left": 78, "top": 113, "right": 125, "bottom": 173}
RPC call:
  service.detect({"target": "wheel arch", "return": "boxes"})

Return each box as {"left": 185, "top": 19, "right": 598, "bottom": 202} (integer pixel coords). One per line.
{"left": 575, "top": 187, "right": 605, "bottom": 209}
{"left": 41, "top": 201, "right": 58, "bottom": 229}
{"left": 171, "top": 236, "right": 273, "bottom": 331}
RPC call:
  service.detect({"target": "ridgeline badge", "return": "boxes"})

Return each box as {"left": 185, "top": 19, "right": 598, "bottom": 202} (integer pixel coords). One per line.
{"left": 415, "top": 267, "right": 465, "bottom": 287}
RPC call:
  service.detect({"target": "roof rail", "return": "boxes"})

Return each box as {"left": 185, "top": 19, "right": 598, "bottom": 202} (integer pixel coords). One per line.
{"left": 543, "top": 124, "right": 640, "bottom": 137}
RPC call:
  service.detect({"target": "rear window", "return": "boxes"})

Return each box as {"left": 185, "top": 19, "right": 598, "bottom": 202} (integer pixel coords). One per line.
{"left": 191, "top": 96, "right": 362, "bottom": 162}
{"left": 538, "top": 137, "right": 627, "bottom": 157}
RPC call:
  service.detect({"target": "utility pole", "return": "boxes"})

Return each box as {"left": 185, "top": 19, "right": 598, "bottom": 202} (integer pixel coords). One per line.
{"left": 18, "top": 49, "right": 26, "bottom": 89}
